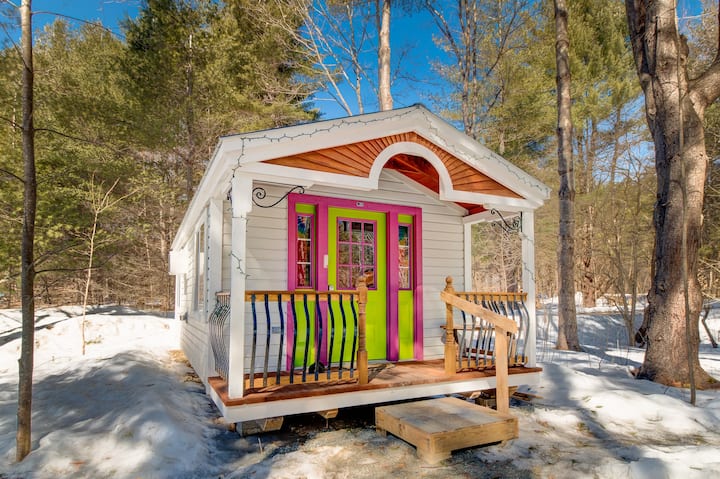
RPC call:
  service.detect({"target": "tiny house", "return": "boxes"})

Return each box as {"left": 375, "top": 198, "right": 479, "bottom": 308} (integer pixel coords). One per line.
{"left": 169, "top": 105, "right": 550, "bottom": 425}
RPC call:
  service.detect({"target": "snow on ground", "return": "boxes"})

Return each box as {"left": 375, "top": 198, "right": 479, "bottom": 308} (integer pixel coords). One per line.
{"left": 0, "top": 305, "right": 719, "bottom": 478}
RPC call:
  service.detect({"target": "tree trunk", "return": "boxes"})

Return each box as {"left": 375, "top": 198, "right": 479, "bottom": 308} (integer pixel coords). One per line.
{"left": 377, "top": 0, "right": 393, "bottom": 110}
{"left": 625, "top": 0, "right": 719, "bottom": 387}
{"left": 17, "top": 0, "right": 36, "bottom": 462}
{"left": 554, "top": 0, "right": 581, "bottom": 351}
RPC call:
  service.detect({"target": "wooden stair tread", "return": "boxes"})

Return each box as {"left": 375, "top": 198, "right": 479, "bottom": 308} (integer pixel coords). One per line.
{"left": 375, "top": 396, "right": 518, "bottom": 464}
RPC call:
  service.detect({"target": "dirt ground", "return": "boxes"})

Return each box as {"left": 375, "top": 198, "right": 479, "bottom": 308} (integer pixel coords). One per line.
{"left": 214, "top": 399, "right": 536, "bottom": 479}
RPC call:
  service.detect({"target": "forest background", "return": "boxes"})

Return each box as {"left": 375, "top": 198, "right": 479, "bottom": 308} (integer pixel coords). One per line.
{"left": 0, "top": 0, "right": 718, "bottom": 342}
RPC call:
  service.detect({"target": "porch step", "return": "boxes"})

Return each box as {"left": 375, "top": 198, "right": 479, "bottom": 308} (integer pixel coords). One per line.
{"left": 375, "top": 396, "right": 518, "bottom": 464}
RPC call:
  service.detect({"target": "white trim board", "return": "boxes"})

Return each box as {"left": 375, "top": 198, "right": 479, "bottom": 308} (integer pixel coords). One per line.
{"left": 212, "top": 372, "right": 541, "bottom": 423}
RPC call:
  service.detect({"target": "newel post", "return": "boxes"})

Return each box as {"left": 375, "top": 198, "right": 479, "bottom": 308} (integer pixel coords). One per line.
{"left": 357, "top": 279, "right": 369, "bottom": 385}
{"left": 494, "top": 328, "right": 510, "bottom": 415}
{"left": 443, "top": 276, "right": 458, "bottom": 376}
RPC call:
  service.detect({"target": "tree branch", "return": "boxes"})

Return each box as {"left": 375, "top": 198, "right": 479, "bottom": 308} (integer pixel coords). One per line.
{"left": 0, "top": 114, "right": 21, "bottom": 129}
{"left": 0, "top": 166, "right": 24, "bottom": 183}
{"left": 31, "top": 11, "right": 120, "bottom": 38}
{"left": 34, "top": 127, "right": 130, "bottom": 155}
{"left": 32, "top": 241, "right": 85, "bottom": 268}
{"left": 689, "top": 59, "right": 720, "bottom": 108}
{"left": 684, "top": 1, "right": 720, "bottom": 105}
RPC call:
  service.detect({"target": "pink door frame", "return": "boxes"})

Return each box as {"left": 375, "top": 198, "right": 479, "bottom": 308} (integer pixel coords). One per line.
{"left": 287, "top": 193, "right": 424, "bottom": 362}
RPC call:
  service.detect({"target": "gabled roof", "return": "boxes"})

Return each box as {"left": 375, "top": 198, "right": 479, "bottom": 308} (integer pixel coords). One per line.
{"left": 172, "top": 105, "right": 550, "bottom": 250}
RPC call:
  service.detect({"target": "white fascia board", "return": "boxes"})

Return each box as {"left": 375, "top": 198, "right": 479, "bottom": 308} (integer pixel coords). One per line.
{"left": 442, "top": 189, "right": 542, "bottom": 210}
{"left": 417, "top": 111, "right": 551, "bottom": 204}
{"left": 212, "top": 371, "right": 541, "bottom": 423}
{"left": 221, "top": 107, "right": 426, "bottom": 165}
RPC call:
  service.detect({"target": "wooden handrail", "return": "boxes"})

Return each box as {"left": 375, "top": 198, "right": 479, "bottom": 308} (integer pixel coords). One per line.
{"left": 440, "top": 276, "right": 513, "bottom": 415}
{"left": 453, "top": 291, "right": 527, "bottom": 301}
{"left": 244, "top": 290, "right": 358, "bottom": 301}
{"left": 439, "top": 291, "right": 519, "bottom": 334}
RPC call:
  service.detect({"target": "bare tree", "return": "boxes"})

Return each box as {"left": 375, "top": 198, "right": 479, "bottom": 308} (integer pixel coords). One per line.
{"left": 242, "top": 0, "right": 372, "bottom": 115}
{"left": 425, "top": 0, "right": 534, "bottom": 140}
{"left": 80, "top": 177, "right": 133, "bottom": 355}
{"left": 554, "top": 0, "right": 580, "bottom": 351}
{"left": 625, "top": 0, "right": 719, "bottom": 388}
{"left": 600, "top": 152, "right": 654, "bottom": 346}
{"left": 17, "top": 0, "right": 36, "bottom": 462}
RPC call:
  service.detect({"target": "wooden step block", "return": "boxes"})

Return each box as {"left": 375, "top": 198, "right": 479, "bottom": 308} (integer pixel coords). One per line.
{"left": 317, "top": 409, "right": 339, "bottom": 420}
{"left": 375, "top": 397, "right": 518, "bottom": 464}
{"left": 237, "top": 416, "right": 284, "bottom": 436}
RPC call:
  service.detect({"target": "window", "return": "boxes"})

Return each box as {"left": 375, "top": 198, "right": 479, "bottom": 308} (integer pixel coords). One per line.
{"left": 296, "top": 214, "right": 314, "bottom": 288}
{"left": 194, "top": 224, "right": 205, "bottom": 311}
{"left": 398, "top": 224, "right": 411, "bottom": 289}
{"left": 337, "top": 219, "right": 376, "bottom": 289}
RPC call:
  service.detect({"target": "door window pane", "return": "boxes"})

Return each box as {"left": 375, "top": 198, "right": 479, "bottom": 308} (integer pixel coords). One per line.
{"left": 351, "top": 222, "right": 362, "bottom": 242}
{"left": 338, "top": 266, "right": 351, "bottom": 289}
{"left": 338, "top": 220, "right": 350, "bottom": 241}
{"left": 352, "top": 245, "right": 362, "bottom": 264}
{"left": 338, "top": 243, "right": 350, "bottom": 264}
{"left": 399, "top": 224, "right": 411, "bottom": 289}
{"left": 337, "top": 219, "right": 376, "bottom": 289}
{"left": 364, "top": 245, "right": 375, "bottom": 265}
{"left": 296, "top": 214, "right": 314, "bottom": 288}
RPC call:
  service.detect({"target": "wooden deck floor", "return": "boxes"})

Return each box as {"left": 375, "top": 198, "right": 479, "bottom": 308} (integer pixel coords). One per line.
{"left": 208, "top": 360, "right": 541, "bottom": 407}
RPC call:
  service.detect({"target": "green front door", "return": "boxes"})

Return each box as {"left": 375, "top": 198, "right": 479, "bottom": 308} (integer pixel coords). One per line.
{"left": 328, "top": 207, "right": 387, "bottom": 360}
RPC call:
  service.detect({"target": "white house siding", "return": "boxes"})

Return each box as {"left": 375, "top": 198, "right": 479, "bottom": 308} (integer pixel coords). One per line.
{"left": 221, "top": 199, "right": 231, "bottom": 291}
{"left": 176, "top": 229, "right": 214, "bottom": 385}
{"left": 245, "top": 185, "right": 291, "bottom": 373}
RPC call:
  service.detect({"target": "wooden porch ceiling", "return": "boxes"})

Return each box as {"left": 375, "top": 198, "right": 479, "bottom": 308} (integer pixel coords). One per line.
{"left": 264, "top": 132, "right": 522, "bottom": 214}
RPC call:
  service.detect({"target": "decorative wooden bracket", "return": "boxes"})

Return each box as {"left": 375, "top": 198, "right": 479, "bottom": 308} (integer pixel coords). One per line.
{"left": 252, "top": 185, "right": 305, "bottom": 208}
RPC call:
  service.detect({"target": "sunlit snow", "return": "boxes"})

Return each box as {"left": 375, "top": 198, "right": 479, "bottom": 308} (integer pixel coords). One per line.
{"left": 1, "top": 304, "right": 718, "bottom": 478}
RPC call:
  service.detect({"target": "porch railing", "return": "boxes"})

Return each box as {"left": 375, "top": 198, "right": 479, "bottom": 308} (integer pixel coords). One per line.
{"left": 440, "top": 276, "right": 524, "bottom": 415}
{"left": 449, "top": 291, "right": 528, "bottom": 369}
{"left": 209, "top": 281, "right": 369, "bottom": 391}
{"left": 209, "top": 291, "right": 231, "bottom": 379}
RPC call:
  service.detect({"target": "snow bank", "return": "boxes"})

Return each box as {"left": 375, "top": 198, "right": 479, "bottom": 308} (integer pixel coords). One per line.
{"left": 1, "top": 306, "right": 719, "bottom": 478}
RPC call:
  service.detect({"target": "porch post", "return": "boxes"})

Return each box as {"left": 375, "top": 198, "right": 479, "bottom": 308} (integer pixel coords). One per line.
{"left": 228, "top": 175, "right": 252, "bottom": 398}
{"left": 520, "top": 210, "right": 537, "bottom": 367}
{"left": 443, "top": 277, "right": 458, "bottom": 376}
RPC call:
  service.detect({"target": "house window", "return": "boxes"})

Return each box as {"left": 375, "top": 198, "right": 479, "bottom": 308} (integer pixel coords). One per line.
{"left": 194, "top": 224, "right": 205, "bottom": 311}
{"left": 398, "top": 224, "right": 411, "bottom": 289}
{"left": 296, "top": 214, "right": 314, "bottom": 288}
{"left": 337, "top": 219, "right": 376, "bottom": 289}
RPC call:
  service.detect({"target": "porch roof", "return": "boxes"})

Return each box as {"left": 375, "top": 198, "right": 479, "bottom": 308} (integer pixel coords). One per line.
{"left": 171, "top": 105, "right": 550, "bottom": 251}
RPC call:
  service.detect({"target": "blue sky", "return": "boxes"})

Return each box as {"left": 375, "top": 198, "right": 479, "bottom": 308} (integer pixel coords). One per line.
{"left": 0, "top": 0, "right": 709, "bottom": 120}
